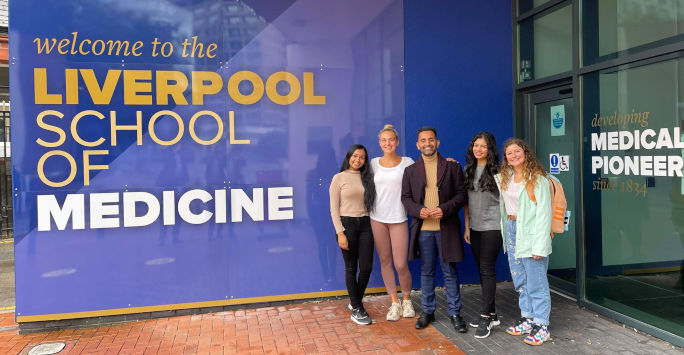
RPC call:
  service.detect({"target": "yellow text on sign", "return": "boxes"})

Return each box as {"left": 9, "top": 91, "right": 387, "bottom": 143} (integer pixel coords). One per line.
{"left": 34, "top": 69, "right": 326, "bottom": 106}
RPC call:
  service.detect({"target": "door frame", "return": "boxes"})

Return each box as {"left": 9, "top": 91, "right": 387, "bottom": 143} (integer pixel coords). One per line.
{"left": 519, "top": 80, "right": 581, "bottom": 298}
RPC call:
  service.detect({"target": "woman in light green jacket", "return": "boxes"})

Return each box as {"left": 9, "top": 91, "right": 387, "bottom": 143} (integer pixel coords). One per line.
{"left": 494, "top": 138, "right": 552, "bottom": 346}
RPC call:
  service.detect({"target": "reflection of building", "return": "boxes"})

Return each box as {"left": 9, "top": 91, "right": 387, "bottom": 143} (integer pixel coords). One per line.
{"left": 190, "top": 0, "right": 269, "bottom": 64}
{"left": 350, "top": 0, "right": 404, "bottom": 157}
{"left": 222, "top": 1, "right": 267, "bottom": 58}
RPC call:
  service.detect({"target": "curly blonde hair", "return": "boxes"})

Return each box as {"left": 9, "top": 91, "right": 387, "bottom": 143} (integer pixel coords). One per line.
{"left": 378, "top": 124, "right": 399, "bottom": 140}
{"left": 499, "top": 138, "right": 546, "bottom": 191}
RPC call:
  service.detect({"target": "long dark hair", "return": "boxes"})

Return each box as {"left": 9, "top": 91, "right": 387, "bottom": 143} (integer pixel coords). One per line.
{"left": 339, "top": 144, "right": 376, "bottom": 212}
{"left": 465, "top": 132, "right": 499, "bottom": 192}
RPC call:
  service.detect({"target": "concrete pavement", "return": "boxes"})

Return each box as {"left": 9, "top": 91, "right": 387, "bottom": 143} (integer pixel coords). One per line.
{"left": 0, "top": 238, "right": 14, "bottom": 312}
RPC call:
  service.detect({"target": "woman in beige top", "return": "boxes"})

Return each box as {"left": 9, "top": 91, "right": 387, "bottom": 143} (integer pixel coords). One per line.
{"left": 329, "top": 144, "right": 376, "bottom": 325}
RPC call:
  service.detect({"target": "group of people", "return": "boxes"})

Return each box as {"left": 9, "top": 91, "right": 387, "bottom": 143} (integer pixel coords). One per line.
{"left": 328, "top": 125, "right": 554, "bottom": 346}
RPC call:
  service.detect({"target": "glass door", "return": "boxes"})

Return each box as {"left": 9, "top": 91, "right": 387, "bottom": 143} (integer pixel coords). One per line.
{"left": 524, "top": 84, "right": 578, "bottom": 296}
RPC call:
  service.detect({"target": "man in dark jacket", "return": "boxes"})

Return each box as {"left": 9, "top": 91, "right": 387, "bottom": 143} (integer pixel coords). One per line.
{"left": 401, "top": 126, "right": 468, "bottom": 332}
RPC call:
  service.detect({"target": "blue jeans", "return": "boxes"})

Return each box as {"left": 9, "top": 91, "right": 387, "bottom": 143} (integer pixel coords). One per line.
{"left": 418, "top": 230, "right": 462, "bottom": 316}
{"left": 505, "top": 219, "right": 551, "bottom": 325}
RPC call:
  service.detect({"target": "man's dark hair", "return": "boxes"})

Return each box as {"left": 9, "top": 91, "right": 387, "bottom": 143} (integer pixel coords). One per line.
{"left": 417, "top": 126, "right": 437, "bottom": 138}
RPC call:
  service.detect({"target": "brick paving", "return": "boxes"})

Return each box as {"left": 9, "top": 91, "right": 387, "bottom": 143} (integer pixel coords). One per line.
{"left": 0, "top": 311, "right": 14, "bottom": 330}
{"left": 0, "top": 296, "right": 463, "bottom": 355}
{"left": 1, "top": 281, "right": 684, "bottom": 354}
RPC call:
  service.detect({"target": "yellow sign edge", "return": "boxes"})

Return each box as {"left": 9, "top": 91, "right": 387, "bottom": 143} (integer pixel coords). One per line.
{"left": 16, "top": 287, "right": 389, "bottom": 322}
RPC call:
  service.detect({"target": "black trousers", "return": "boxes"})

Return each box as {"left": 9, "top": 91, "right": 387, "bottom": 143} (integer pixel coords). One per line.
{"left": 470, "top": 229, "right": 503, "bottom": 315}
{"left": 339, "top": 216, "right": 374, "bottom": 309}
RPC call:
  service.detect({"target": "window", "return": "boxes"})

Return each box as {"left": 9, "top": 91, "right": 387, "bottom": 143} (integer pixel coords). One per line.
{"left": 518, "top": 2, "right": 572, "bottom": 82}
{"left": 518, "top": 0, "right": 554, "bottom": 14}
{"left": 582, "top": 57, "right": 684, "bottom": 337}
{"left": 582, "top": 0, "right": 684, "bottom": 65}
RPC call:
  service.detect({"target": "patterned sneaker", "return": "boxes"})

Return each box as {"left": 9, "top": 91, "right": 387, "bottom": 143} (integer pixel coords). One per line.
{"left": 524, "top": 325, "right": 550, "bottom": 346}
{"left": 386, "top": 302, "right": 402, "bottom": 321}
{"left": 505, "top": 317, "right": 533, "bottom": 336}
{"left": 351, "top": 307, "right": 372, "bottom": 325}
{"left": 402, "top": 299, "right": 416, "bottom": 318}
{"left": 470, "top": 314, "right": 500, "bottom": 328}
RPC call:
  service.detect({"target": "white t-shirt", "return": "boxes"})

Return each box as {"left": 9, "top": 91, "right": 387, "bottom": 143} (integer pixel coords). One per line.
{"left": 370, "top": 156, "right": 415, "bottom": 223}
{"left": 502, "top": 179, "right": 521, "bottom": 216}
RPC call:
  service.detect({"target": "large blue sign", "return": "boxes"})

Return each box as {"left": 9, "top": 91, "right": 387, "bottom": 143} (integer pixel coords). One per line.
{"left": 10, "top": 0, "right": 405, "bottom": 321}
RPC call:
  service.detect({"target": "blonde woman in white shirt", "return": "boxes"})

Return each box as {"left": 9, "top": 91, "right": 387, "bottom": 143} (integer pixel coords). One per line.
{"left": 370, "top": 124, "right": 416, "bottom": 321}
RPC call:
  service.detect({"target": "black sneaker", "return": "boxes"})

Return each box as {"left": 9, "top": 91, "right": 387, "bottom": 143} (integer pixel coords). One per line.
{"left": 451, "top": 314, "right": 467, "bottom": 333}
{"left": 351, "top": 307, "right": 371, "bottom": 325}
{"left": 474, "top": 315, "right": 496, "bottom": 338}
{"left": 415, "top": 312, "right": 435, "bottom": 329}
{"left": 470, "top": 314, "right": 500, "bottom": 328}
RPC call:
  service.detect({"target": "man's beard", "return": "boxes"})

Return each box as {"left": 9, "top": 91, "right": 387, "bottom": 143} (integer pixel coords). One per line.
{"left": 421, "top": 147, "right": 436, "bottom": 156}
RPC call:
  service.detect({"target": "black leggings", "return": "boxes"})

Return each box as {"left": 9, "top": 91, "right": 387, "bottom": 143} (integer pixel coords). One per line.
{"left": 470, "top": 229, "right": 503, "bottom": 315}
{"left": 339, "top": 216, "right": 374, "bottom": 309}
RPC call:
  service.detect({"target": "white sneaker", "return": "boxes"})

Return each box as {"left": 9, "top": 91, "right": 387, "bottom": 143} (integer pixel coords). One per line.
{"left": 386, "top": 302, "right": 402, "bottom": 321}
{"left": 402, "top": 299, "right": 416, "bottom": 318}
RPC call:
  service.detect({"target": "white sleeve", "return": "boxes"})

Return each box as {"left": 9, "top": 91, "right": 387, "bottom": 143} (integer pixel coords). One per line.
{"left": 370, "top": 157, "right": 379, "bottom": 172}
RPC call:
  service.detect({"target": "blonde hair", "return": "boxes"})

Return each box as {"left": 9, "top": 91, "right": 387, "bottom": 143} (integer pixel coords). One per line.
{"left": 499, "top": 138, "right": 546, "bottom": 191}
{"left": 378, "top": 124, "right": 399, "bottom": 140}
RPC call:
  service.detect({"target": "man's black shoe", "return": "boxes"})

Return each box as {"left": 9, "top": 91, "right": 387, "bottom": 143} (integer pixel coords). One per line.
{"left": 414, "top": 313, "right": 435, "bottom": 329}
{"left": 451, "top": 314, "right": 467, "bottom": 333}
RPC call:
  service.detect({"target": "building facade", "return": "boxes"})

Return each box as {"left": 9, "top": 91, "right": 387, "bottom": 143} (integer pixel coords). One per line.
{"left": 512, "top": 0, "right": 684, "bottom": 345}
{"left": 6, "top": 0, "right": 683, "bottom": 347}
